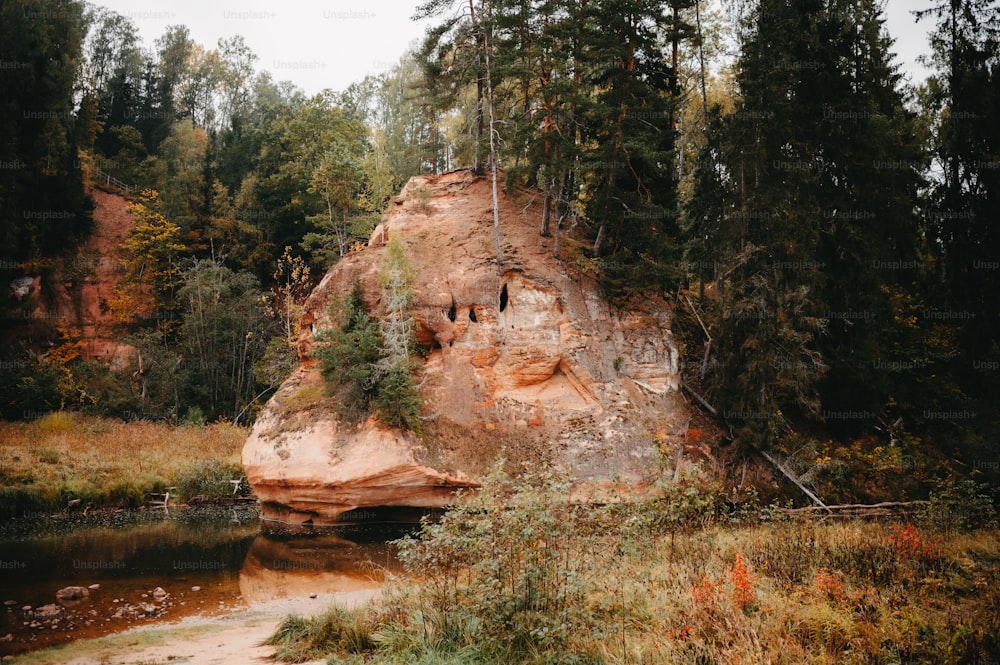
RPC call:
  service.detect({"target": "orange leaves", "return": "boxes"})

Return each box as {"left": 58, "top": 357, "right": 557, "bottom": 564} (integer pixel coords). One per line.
{"left": 47, "top": 319, "right": 84, "bottom": 367}
{"left": 888, "top": 522, "right": 940, "bottom": 562}
{"left": 728, "top": 552, "right": 756, "bottom": 612}
{"left": 691, "top": 575, "right": 721, "bottom": 609}
{"left": 690, "top": 551, "right": 756, "bottom": 616}
{"left": 813, "top": 567, "right": 846, "bottom": 602}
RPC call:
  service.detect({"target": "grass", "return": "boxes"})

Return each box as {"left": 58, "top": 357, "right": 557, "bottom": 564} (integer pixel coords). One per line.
{"left": 0, "top": 412, "right": 249, "bottom": 518}
{"left": 267, "top": 466, "right": 1000, "bottom": 665}
{"left": 266, "top": 606, "right": 376, "bottom": 663}
{"left": 3, "top": 622, "right": 226, "bottom": 665}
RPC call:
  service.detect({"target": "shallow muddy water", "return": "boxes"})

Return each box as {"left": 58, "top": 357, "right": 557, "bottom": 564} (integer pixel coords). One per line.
{"left": 0, "top": 506, "right": 406, "bottom": 656}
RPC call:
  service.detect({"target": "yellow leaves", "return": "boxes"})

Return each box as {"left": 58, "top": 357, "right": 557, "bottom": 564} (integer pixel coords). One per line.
{"left": 46, "top": 319, "right": 84, "bottom": 367}
{"left": 111, "top": 189, "right": 187, "bottom": 325}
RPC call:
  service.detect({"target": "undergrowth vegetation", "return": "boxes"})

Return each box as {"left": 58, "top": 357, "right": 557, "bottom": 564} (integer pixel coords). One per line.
{"left": 314, "top": 238, "right": 422, "bottom": 431}
{"left": 270, "top": 464, "right": 1000, "bottom": 665}
{"left": 0, "top": 412, "right": 248, "bottom": 518}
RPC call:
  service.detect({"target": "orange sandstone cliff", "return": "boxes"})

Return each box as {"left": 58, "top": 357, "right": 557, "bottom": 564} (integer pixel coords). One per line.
{"left": 242, "top": 171, "right": 689, "bottom": 526}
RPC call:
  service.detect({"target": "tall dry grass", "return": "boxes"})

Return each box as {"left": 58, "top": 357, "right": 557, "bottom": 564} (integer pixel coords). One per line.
{"left": 268, "top": 467, "right": 1000, "bottom": 665}
{"left": 0, "top": 412, "right": 248, "bottom": 517}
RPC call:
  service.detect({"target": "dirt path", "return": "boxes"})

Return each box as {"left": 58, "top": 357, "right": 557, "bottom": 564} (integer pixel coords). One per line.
{"left": 11, "top": 589, "right": 379, "bottom": 665}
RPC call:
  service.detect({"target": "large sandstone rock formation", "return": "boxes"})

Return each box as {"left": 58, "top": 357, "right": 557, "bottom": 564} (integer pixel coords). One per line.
{"left": 243, "top": 171, "right": 688, "bottom": 526}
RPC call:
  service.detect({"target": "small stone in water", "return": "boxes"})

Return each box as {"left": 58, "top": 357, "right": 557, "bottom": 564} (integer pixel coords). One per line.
{"left": 191, "top": 586, "right": 201, "bottom": 591}
{"left": 88, "top": 584, "right": 100, "bottom": 590}
{"left": 56, "top": 586, "right": 88, "bottom": 601}
{"left": 309, "top": 593, "right": 317, "bottom": 599}
{"left": 34, "top": 604, "right": 61, "bottom": 618}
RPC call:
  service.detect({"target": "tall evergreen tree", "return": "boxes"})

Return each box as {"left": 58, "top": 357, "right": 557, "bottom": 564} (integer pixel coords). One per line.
{"left": 812, "top": 0, "right": 926, "bottom": 431}
{"left": 579, "top": 0, "right": 691, "bottom": 293}
{"left": 0, "top": 0, "right": 90, "bottom": 263}
{"left": 917, "top": 0, "right": 1000, "bottom": 395}
{"left": 685, "top": 0, "right": 925, "bottom": 447}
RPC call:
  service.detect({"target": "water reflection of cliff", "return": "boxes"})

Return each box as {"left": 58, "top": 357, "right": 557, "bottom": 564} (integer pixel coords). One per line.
{"left": 238, "top": 530, "right": 405, "bottom": 602}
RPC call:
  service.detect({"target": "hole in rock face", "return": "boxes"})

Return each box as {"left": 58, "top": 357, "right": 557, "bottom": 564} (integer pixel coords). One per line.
{"left": 499, "top": 284, "right": 509, "bottom": 312}
{"left": 447, "top": 303, "right": 456, "bottom": 322}
{"left": 469, "top": 307, "right": 477, "bottom": 322}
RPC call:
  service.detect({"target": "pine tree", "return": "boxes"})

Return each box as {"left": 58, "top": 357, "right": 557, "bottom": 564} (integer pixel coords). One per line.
{"left": 578, "top": 0, "right": 691, "bottom": 294}
{"left": 0, "top": 0, "right": 90, "bottom": 261}
{"left": 917, "top": 0, "right": 1000, "bottom": 391}
{"left": 695, "top": 0, "right": 824, "bottom": 448}
{"left": 812, "top": 0, "right": 927, "bottom": 431}
{"left": 687, "top": 0, "right": 935, "bottom": 447}
{"left": 375, "top": 238, "right": 422, "bottom": 430}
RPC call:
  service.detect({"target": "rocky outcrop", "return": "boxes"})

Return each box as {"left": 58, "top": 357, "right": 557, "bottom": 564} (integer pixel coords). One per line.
{"left": 5, "top": 187, "right": 137, "bottom": 370}
{"left": 243, "top": 170, "right": 688, "bottom": 526}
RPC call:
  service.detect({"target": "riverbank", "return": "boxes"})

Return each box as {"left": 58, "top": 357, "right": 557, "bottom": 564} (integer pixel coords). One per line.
{"left": 260, "top": 469, "right": 1000, "bottom": 664}
{"left": 5, "top": 589, "right": 379, "bottom": 665}
{"left": 0, "top": 413, "right": 249, "bottom": 519}
{"left": 0, "top": 504, "right": 402, "bottom": 658}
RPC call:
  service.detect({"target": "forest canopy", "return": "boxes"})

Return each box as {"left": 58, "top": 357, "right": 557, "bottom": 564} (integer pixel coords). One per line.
{"left": 0, "top": 0, "right": 997, "bottom": 496}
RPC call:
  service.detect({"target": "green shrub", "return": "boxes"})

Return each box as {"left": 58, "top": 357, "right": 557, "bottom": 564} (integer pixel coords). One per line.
{"left": 374, "top": 365, "right": 422, "bottom": 431}
{"left": 183, "top": 405, "right": 207, "bottom": 427}
{"left": 0, "top": 349, "right": 63, "bottom": 420}
{"left": 397, "top": 463, "right": 609, "bottom": 662}
{"left": 104, "top": 480, "right": 146, "bottom": 508}
{"left": 0, "top": 486, "right": 53, "bottom": 519}
{"left": 920, "top": 477, "right": 998, "bottom": 531}
{"left": 314, "top": 277, "right": 422, "bottom": 430}
{"left": 73, "top": 360, "right": 141, "bottom": 419}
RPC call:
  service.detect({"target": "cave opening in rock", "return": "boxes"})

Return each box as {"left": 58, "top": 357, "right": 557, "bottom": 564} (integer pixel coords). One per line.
{"left": 469, "top": 307, "right": 477, "bottom": 322}
{"left": 499, "top": 284, "right": 508, "bottom": 312}
{"left": 447, "top": 303, "right": 456, "bottom": 322}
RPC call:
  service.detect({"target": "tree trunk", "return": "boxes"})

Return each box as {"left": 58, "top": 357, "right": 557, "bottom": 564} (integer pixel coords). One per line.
{"left": 470, "top": 0, "right": 485, "bottom": 175}
{"left": 482, "top": 0, "right": 503, "bottom": 271}
{"left": 671, "top": 4, "right": 679, "bottom": 134}
{"left": 540, "top": 185, "right": 552, "bottom": 237}
{"left": 695, "top": 0, "right": 708, "bottom": 115}
{"left": 592, "top": 222, "right": 606, "bottom": 257}
{"left": 339, "top": 204, "right": 349, "bottom": 257}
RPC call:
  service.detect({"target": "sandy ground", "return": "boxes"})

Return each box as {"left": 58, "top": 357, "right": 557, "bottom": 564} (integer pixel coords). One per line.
{"left": 12, "top": 589, "right": 380, "bottom": 665}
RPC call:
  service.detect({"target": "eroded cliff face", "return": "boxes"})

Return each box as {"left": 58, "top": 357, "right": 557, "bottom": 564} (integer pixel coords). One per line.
{"left": 6, "top": 187, "right": 136, "bottom": 370}
{"left": 243, "top": 170, "right": 688, "bottom": 526}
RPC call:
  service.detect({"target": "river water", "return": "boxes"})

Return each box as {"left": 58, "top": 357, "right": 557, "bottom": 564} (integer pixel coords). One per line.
{"left": 0, "top": 506, "right": 407, "bottom": 656}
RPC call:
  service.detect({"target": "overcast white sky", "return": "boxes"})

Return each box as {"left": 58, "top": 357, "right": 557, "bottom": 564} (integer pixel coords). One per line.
{"left": 91, "top": 0, "right": 938, "bottom": 97}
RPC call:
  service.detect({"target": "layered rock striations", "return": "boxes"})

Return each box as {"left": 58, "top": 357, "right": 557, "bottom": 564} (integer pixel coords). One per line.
{"left": 243, "top": 170, "right": 688, "bottom": 526}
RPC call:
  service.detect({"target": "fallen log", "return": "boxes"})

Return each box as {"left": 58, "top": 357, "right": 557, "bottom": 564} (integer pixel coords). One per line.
{"left": 780, "top": 500, "right": 928, "bottom": 514}
{"left": 758, "top": 448, "right": 831, "bottom": 513}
